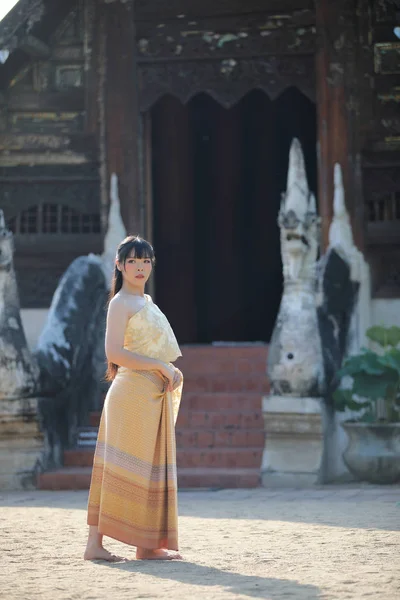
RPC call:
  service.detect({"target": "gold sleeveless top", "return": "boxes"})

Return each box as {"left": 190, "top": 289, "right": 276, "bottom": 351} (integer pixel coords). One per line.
{"left": 121, "top": 294, "right": 181, "bottom": 365}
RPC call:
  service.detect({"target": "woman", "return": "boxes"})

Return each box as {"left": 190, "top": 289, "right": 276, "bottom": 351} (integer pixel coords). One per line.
{"left": 84, "top": 235, "right": 183, "bottom": 561}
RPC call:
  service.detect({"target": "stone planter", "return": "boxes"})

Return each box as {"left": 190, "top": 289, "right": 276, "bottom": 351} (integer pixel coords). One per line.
{"left": 342, "top": 422, "right": 400, "bottom": 484}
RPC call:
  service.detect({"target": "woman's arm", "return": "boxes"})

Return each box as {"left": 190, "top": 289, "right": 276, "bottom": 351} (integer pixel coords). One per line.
{"left": 105, "top": 296, "right": 175, "bottom": 389}
{"left": 105, "top": 297, "right": 161, "bottom": 371}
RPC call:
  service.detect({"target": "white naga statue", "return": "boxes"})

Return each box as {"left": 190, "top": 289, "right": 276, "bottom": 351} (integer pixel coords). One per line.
{"left": 267, "top": 138, "right": 324, "bottom": 397}
{"left": 100, "top": 173, "right": 127, "bottom": 288}
{"left": 264, "top": 142, "right": 362, "bottom": 485}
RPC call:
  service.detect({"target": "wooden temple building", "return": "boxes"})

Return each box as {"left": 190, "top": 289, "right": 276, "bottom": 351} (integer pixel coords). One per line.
{"left": 0, "top": 1, "right": 400, "bottom": 488}
{"left": 1, "top": 0, "right": 400, "bottom": 342}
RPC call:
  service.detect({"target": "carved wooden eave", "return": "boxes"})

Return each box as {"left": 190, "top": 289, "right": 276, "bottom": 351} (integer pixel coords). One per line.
{"left": 138, "top": 56, "right": 315, "bottom": 111}
{"left": 135, "top": 2, "right": 316, "bottom": 110}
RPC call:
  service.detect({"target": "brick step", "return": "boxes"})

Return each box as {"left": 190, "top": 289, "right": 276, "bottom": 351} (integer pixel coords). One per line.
{"left": 38, "top": 467, "right": 92, "bottom": 490}
{"left": 64, "top": 445, "right": 264, "bottom": 469}
{"left": 91, "top": 374, "right": 269, "bottom": 399}
{"left": 176, "top": 359, "right": 267, "bottom": 376}
{"left": 180, "top": 374, "right": 269, "bottom": 394}
{"left": 177, "top": 447, "right": 263, "bottom": 469}
{"left": 176, "top": 410, "right": 264, "bottom": 430}
{"left": 177, "top": 345, "right": 268, "bottom": 369}
{"left": 65, "top": 427, "right": 265, "bottom": 467}
{"left": 178, "top": 468, "right": 260, "bottom": 489}
{"left": 178, "top": 343, "right": 267, "bottom": 356}
{"left": 90, "top": 402, "right": 264, "bottom": 429}
{"left": 64, "top": 448, "right": 95, "bottom": 467}
{"left": 180, "top": 392, "right": 262, "bottom": 411}
{"left": 37, "top": 466, "right": 260, "bottom": 490}
{"left": 89, "top": 411, "right": 264, "bottom": 431}
{"left": 176, "top": 429, "right": 265, "bottom": 448}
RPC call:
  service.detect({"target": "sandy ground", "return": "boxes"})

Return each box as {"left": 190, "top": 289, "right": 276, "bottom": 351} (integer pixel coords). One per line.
{"left": 1, "top": 486, "right": 399, "bottom": 600}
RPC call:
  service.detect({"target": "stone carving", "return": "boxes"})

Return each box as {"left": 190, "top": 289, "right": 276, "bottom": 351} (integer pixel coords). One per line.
{"left": 0, "top": 50, "right": 9, "bottom": 63}
{"left": 327, "top": 164, "right": 370, "bottom": 353}
{"left": 34, "top": 178, "right": 126, "bottom": 468}
{"left": 263, "top": 139, "right": 324, "bottom": 486}
{"left": 329, "top": 165, "right": 354, "bottom": 254}
{"left": 267, "top": 154, "right": 362, "bottom": 400}
{"left": 100, "top": 173, "right": 127, "bottom": 287}
{"left": 267, "top": 138, "right": 324, "bottom": 397}
{"left": 263, "top": 152, "right": 365, "bottom": 486}
{"left": 0, "top": 210, "right": 39, "bottom": 399}
{"left": 316, "top": 164, "right": 368, "bottom": 483}
{"left": 35, "top": 255, "right": 108, "bottom": 468}
{"left": 317, "top": 173, "right": 360, "bottom": 391}
{"left": 0, "top": 210, "right": 43, "bottom": 489}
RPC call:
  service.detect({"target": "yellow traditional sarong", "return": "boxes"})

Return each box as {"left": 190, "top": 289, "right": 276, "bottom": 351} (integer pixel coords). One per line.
{"left": 87, "top": 294, "right": 183, "bottom": 550}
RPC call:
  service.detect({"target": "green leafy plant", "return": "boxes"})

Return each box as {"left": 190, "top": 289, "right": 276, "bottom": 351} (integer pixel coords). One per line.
{"left": 333, "top": 326, "right": 400, "bottom": 423}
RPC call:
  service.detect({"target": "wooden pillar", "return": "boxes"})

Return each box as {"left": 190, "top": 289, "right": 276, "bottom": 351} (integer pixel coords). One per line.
{"left": 98, "top": 0, "right": 141, "bottom": 235}
{"left": 84, "top": 0, "right": 98, "bottom": 136}
{"left": 316, "top": 0, "right": 364, "bottom": 251}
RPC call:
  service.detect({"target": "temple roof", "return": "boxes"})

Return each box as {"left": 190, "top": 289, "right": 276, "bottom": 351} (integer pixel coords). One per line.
{"left": 0, "top": 0, "right": 72, "bottom": 88}
{"left": 0, "top": 0, "right": 45, "bottom": 49}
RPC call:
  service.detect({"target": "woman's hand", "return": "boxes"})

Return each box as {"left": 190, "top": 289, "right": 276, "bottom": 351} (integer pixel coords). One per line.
{"left": 172, "top": 367, "right": 183, "bottom": 390}
{"left": 158, "top": 363, "right": 175, "bottom": 391}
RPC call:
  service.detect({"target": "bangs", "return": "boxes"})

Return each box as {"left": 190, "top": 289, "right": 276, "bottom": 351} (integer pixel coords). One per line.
{"left": 118, "top": 236, "right": 155, "bottom": 264}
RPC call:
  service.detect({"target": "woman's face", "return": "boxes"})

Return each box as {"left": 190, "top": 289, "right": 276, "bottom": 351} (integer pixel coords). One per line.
{"left": 117, "top": 251, "right": 153, "bottom": 287}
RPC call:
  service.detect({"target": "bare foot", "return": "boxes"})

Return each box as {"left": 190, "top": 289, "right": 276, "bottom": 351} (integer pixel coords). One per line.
{"left": 84, "top": 545, "right": 126, "bottom": 562}
{"left": 136, "top": 548, "right": 183, "bottom": 561}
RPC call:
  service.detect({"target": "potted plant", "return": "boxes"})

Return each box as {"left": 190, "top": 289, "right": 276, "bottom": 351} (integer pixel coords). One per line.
{"left": 333, "top": 325, "right": 400, "bottom": 484}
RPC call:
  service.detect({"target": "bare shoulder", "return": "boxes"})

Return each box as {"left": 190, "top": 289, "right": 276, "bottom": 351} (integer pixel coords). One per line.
{"left": 109, "top": 293, "right": 126, "bottom": 311}
{"left": 113, "top": 292, "right": 147, "bottom": 318}
{"left": 108, "top": 294, "right": 129, "bottom": 319}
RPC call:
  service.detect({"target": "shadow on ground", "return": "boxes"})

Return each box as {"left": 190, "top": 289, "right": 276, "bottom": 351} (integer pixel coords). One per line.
{"left": 96, "top": 559, "right": 322, "bottom": 599}
{"left": 1, "top": 488, "right": 399, "bottom": 532}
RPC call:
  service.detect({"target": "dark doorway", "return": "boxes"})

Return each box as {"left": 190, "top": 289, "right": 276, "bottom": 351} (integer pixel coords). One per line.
{"left": 151, "top": 87, "right": 316, "bottom": 344}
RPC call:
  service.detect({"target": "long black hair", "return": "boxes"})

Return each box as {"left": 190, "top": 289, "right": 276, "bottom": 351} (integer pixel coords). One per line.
{"left": 106, "top": 235, "right": 155, "bottom": 381}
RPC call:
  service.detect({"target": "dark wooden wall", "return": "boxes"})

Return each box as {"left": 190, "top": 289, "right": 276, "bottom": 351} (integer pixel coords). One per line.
{"left": 359, "top": 1, "right": 400, "bottom": 298}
